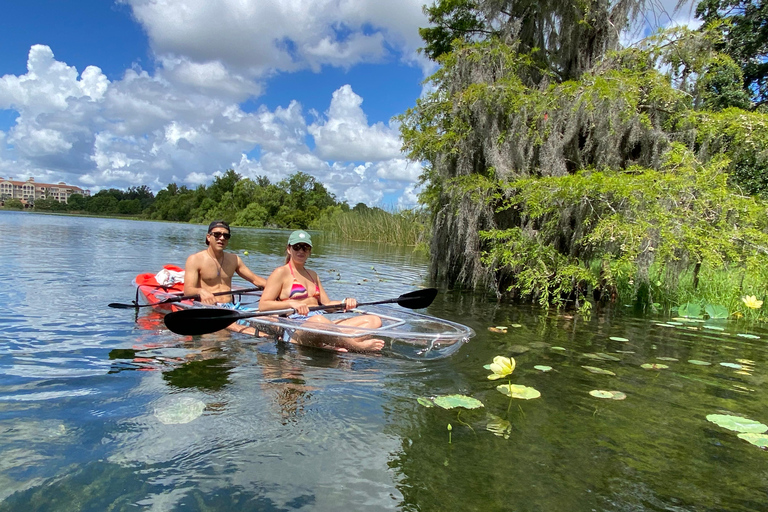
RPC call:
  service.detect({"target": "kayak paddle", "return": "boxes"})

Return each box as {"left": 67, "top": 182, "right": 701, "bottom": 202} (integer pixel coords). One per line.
{"left": 108, "top": 287, "right": 263, "bottom": 309}
{"left": 163, "top": 288, "right": 438, "bottom": 336}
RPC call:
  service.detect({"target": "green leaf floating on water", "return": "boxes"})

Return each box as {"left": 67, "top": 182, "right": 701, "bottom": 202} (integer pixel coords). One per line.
{"left": 677, "top": 303, "right": 702, "bottom": 318}
{"left": 720, "top": 362, "right": 743, "bottom": 369}
{"left": 534, "top": 365, "right": 553, "bottom": 372}
{"left": 641, "top": 363, "right": 669, "bottom": 370}
{"left": 706, "top": 414, "right": 768, "bottom": 433}
{"left": 738, "top": 433, "right": 768, "bottom": 448}
{"left": 496, "top": 384, "right": 541, "bottom": 400}
{"left": 582, "top": 366, "right": 616, "bottom": 376}
{"left": 704, "top": 304, "right": 729, "bottom": 319}
{"left": 551, "top": 346, "right": 567, "bottom": 351}
{"left": 737, "top": 333, "right": 761, "bottom": 339}
{"left": 417, "top": 397, "right": 435, "bottom": 408}
{"left": 432, "top": 394, "right": 484, "bottom": 410}
{"left": 688, "top": 360, "right": 712, "bottom": 366}
{"left": 589, "top": 390, "right": 627, "bottom": 400}
{"left": 154, "top": 397, "right": 206, "bottom": 425}
{"left": 609, "top": 336, "right": 629, "bottom": 342}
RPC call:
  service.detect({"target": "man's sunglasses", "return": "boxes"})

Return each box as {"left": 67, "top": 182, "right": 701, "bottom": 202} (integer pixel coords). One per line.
{"left": 209, "top": 231, "right": 231, "bottom": 240}
{"left": 291, "top": 243, "right": 311, "bottom": 251}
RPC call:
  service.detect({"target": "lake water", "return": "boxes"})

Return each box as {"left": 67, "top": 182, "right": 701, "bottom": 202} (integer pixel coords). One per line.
{"left": 1, "top": 211, "right": 767, "bottom": 512}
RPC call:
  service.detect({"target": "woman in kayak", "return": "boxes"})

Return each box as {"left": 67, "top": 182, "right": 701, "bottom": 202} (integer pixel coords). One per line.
{"left": 258, "top": 230, "right": 385, "bottom": 352}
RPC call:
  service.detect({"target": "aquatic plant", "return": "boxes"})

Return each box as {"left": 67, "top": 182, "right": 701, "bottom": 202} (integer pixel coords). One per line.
{"left": 486, "top": 356, "right": 515, "bottom": 380}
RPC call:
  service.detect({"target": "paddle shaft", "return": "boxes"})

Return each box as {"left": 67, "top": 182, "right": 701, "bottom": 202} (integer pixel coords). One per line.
{"left": 109, "top": 286, "right": 262, "bottom": 309}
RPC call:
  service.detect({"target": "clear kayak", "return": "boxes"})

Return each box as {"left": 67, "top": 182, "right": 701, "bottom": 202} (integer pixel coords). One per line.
{"left": 133, "top": 267, "right": 474, "bottom": 360}
{"left": 241, "top": 304, "right": 474, "bottom": 360}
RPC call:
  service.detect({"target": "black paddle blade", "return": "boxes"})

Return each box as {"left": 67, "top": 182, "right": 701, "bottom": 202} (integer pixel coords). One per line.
{"left": 396, "top": 288, "right": 438, "bottom": 309}
{"left": 108, "top": 302, "right": 141, "bottom": 309}
{"left": 164, "top": 308, "right": 243, "bottom": 335}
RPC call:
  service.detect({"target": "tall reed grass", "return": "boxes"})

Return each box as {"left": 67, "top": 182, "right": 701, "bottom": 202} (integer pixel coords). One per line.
{"left": 609, "top": 262, "right": 768, "bottom": 321}
{"left": 314, "top": 207, "right": 429, "bottom": 246}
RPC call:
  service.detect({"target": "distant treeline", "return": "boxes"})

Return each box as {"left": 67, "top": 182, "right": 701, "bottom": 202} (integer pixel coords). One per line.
{"left": 6, "top": 170, "right": 427, "bottom": 242}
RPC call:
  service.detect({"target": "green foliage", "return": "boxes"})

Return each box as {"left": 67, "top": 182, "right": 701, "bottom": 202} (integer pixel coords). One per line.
{"left": 3, "top": 198, "right": 24, "bottom": 210}
{"left": 32, "top": 197, "right": 68, "bottom": 211}
{"left": 402, "top": 15, "right": 768, "bottom": 309}
{"left": 696, "top": 0, "right": 768, "bottom": 105}
{"left": 66, "top": 193, "right": 87, "bottom": 211}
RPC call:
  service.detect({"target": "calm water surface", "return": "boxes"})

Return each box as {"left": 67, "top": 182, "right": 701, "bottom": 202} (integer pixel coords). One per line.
{"left": 1, "top": 211, "right": 767, "bottom": 511}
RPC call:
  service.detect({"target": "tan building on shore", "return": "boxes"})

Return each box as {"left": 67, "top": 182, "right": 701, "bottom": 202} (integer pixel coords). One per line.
{"left": 0, "top": 177, "right": 90, "bottom": 205}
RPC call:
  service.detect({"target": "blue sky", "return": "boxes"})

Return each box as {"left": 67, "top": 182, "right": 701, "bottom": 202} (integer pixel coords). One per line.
{"left": 0, "top": 0, "right": 435, "bottom": 206}
{"left": 0, "top": 0, "right": 693, "bottom": 207}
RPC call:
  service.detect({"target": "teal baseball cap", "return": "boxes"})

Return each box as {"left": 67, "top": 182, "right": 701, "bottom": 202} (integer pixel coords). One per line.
{"left": 287, "top": 230, "right": 312, "bottom": 247}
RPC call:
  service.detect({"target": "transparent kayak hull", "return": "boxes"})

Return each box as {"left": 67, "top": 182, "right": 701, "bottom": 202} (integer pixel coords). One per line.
{"left": 243, "top": 304, "right": 475, "bottom": 360}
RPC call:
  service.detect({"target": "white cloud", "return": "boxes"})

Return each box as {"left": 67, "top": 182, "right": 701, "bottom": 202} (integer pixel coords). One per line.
{"left": 308, "top": 85, "right": 402, "bottom": 161}
{"left": 122, "top": 0, "right": 429, "bottom": 75}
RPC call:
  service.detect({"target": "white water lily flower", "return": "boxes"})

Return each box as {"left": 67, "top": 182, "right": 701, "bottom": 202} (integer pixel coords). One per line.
{"left": 487, "top": 356, "right": 515, "bottom": 380}
{"left": 742, "top": 295, "right": 763, "bottom": 309}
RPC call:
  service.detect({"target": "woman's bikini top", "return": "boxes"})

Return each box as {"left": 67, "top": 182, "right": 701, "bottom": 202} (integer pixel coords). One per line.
{"left": 286, "top": 261, "right": 320, "bottom": 300}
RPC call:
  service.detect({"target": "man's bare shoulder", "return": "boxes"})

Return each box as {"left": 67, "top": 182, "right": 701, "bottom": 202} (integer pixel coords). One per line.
{"left": 185, "top": 251, "right": 208, "bottom": 266}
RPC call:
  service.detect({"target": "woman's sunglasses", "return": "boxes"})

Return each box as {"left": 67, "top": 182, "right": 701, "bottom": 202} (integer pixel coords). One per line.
{"left": 291, "top": 243, "right": 311, "bottom": 251}
{"left": 209, "top": 231, "right": 231, "bottom": 240}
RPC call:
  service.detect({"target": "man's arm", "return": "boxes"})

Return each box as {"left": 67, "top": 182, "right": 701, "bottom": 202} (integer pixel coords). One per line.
{"left": 235, "top": 256, "right": 267, "bottom": 288}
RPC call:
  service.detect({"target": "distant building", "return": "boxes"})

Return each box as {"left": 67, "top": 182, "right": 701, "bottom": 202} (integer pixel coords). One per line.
{"left": 0, "top": 177, "right": 90, "bottom": 205}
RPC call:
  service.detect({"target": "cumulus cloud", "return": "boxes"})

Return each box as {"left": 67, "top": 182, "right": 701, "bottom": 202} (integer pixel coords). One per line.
{"left": 122, "top": 0, "right": 428, "bottom": 75}
{"left": 309, "top": 85, "right": 402, "bottom": 161}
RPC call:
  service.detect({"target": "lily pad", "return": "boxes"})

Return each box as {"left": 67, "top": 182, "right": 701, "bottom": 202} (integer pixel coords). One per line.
{"left": 533, "top": 365, "right": 553, "bottom": 372}
{"left": 582, "top": 366, "right": 616, "bottom": 376}
{"left": 738, "top": 433, "right": 768, "bottom": 448}
{"left": 154, "top": 397, "right": 206, "bottom": 425}
{"left": 737, "top": 333, "right": 761, "bottom": 339}
{"left": 417, "top": 397, "right": 435, "bottom": 408}
{"left": 551, "top": 346, "right": 567, "bottom": 351}
{"left": 677, "top": 303, "right": 702, "bottom": 318}
{"left": 656, "top": 323, "right": 676, "bottom": 328}
{"left": 720, "top": 362, "right": 743, "bottom": 369}
{"left": 703, "top": 325, "right": 725, "bottom": 331}
{"left": 496, "top": 384, "right": 541, "bottom": 400}
{"left": 704, "top": 304, "right": 729, "bottom": 319}
{"left": 609, "top": 336, "right": 629, "bottom": 342}
{"left": 641, "top": 363, "right": 669, "bottom": 370}
{"left": 656, "top": 357, "right": 678, "bottom": 362}
{"left": 509, "top": 324, "right": 522, "bottom": 328}
{"left": 589, "top": 390, "right": 627, "bottom": 400}
{"left": 706, "top": 414, "right": 768, "bottom": 433}
{"left": 688, "top": 360, "right": 712, "bottom": 366}
{"left": 432, "top": 394, "right": 484, "bottom": 410}
{"left": 615, "top": 350, "right": 636, "bottom": 354}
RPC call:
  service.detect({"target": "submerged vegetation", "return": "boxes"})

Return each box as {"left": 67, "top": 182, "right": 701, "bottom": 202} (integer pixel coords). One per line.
{"left": 401, "top": 0, "right": 768, "bottom": 312}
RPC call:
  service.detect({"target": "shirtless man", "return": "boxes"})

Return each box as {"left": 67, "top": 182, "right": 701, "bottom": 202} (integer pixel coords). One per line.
{"left": 184, "top": 220, "right": 267, "bottom": 334}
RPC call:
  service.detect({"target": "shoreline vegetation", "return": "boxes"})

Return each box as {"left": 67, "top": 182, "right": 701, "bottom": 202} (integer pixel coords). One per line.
{"left": 396, "top": 0, "right": 768, "bottom": 320}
